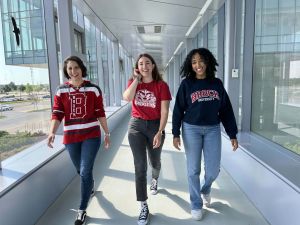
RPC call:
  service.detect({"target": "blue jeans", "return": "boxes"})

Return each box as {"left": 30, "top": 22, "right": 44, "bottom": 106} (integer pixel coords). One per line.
{"left": 65, "top": 137, "right": 101, "bottom": 210}
{"left": 182, "top": 122, "right": 221, "bottom": 210}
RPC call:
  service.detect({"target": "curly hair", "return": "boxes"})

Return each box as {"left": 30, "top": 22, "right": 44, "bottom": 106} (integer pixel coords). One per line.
{"left": 63, "top": 55, "right": 87, "bottom": 79}
{"left": 180, "top": 48, "right": 218, "bottom": 79}
{"left": 133, "top": 53, "right": 163, "bottom": 81}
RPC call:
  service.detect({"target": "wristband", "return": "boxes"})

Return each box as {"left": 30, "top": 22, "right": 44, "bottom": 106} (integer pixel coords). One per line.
{"left": 104, "top": 132, "right": 110, "bottom": 137}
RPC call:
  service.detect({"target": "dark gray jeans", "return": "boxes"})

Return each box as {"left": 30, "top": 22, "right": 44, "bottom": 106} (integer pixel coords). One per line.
{"left": 128, "top": 117, "right": 165, "bottom": 201}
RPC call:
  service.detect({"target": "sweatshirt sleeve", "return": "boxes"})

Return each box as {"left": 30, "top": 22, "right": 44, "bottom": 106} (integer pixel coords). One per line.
{"left": 95, "top": 88, "right": 106, "bottom": 118}
{"left": 219, "top": 86, "right": 238, "bottom": 139}
{"left": 51, "top": 87, "right": 65, "bottom": 121}
{"left": 172, "top": 81, "right": 186, "bottom": 137}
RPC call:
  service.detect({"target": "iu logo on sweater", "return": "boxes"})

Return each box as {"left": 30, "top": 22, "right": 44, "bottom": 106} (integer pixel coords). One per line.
{"left": 70, "top": 93, "right": 87, "bottom": 119}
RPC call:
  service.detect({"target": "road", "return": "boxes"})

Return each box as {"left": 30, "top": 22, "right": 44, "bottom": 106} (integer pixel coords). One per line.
{"left": 0, "top": 100, "right": 51, "bottom": 134}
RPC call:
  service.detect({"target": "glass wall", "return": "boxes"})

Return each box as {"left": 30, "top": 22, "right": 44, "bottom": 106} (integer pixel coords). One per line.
{"left": 0, "top": 0, "right": 51, "bottom": 161}
{"left": 252, "top": 0, "right": 300, "bottom": 155}
{"left": 84, "top": 18, "right": 98, "bottom": 84}
{"left": 197, "top": 31, "right": 204, "bottom": 48}
{"left": 0, "top": 0, "right": 131, "bottom": 164}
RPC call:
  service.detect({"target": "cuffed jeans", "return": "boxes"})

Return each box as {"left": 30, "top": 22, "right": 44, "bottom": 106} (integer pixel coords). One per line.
{"left": 65, "top": 137, "right": 101, "bottom": 210}
{"left": 182, "top": 122, "right": 221, "bottom": 210}
{"left": 128, "top": 117, "right": 165, "bottom": 201}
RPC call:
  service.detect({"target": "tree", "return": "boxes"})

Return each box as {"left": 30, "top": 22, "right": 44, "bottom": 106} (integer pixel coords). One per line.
{"left": 8, "top": 82, "right": 17, "bottom": 91}
{"left": 18, "top": 84, "right": 26, "bottom": 92}
{"left": 25, "top": 83, "right": 33, "bottom": 94}
{"left": 0, "top": 86, "right": 4, "bottom": 93}
{"left": 3, "top": 85, "right": 11, "bottom": 93}
{"left": 18, "top": 84, "right": 26, "bottom": 97}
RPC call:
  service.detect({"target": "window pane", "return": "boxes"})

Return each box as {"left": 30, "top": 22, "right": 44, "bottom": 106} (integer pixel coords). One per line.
{"left": 208, "top": 14, "right": 218, "bottom": 58}
{"left": 252, "top": 0, "right": 300, "bottom": 155}
{"left": 0, "top": 0, "right": 51, "bottom": 161}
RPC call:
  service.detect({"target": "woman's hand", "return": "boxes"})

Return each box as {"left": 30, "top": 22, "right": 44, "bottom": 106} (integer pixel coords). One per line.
{"left": 153, "top": 132, "right": 162, "bottom": 149}
{"left": 231, "top": 139, "right": 238, "bottom": 151}
{"left": 173, "top": 137, "right": 181, "bottom": 150}
{"left": 133, "top": 69, "right": 142, "bottom": 82}
{"left": 47, "top": 133, "right": 55, "bottom": 148}
{"left": 104, "top": 134, "right": 111, "bottom": 149}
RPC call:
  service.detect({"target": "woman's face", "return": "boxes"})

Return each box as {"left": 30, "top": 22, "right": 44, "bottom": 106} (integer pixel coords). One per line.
{"left": 191, "top": 53, "right": 207, "bottom": 79}
{"left": 66, "top": 60, "right": 83, "bottom": 81}
{"left": 137, "top": 56, "right": 155, "bottom": 77}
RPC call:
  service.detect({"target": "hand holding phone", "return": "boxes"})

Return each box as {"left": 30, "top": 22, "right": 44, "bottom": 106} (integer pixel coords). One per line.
{"left": 134, "top": 69, "right": 140, "bottom": 75}
{"left": 133, "top": 69, "right": 142, "bottom": 82}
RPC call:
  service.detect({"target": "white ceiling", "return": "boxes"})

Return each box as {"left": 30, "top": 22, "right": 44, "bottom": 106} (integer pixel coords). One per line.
{"left": 81, "top": 0, "right": 212, "bottom": 71}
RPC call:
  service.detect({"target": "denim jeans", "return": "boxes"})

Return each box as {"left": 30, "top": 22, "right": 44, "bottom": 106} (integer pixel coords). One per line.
{"left": 65, "top": 137, "right": 101, "bottom": 210}
{"left": 128, "top": 117, "right": 165, "bottom": 201}
{"left": 182, "top": 122, "right": 221, "bottom": 210}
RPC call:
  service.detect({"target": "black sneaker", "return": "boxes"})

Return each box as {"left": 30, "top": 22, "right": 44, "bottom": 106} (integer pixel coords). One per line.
{"left": 74, "top": 210, "right": 86, "bottom": 225}
{"left": 150, "top": 178, "right": 158, "bottom": 195}
{"left": 137, "top": 204, "right": 149, "bottom": 225}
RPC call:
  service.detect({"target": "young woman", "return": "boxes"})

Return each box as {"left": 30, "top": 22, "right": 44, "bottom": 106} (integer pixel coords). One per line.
{"left": 47, "top": 56, "right": 110, "bottom": 225}
{"left": 172, "top": 48, "right": 238, "bottom": 221}
{"left": 123, "top": 53, "right": 171, "bottom": 225}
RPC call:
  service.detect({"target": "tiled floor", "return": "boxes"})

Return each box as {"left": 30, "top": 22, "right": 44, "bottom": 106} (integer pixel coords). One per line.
{"left": 36, "top": 114, "right": 269, "bottom": 225}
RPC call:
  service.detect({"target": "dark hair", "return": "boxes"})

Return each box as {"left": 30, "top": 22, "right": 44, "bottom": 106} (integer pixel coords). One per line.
{"left": 133, "top": 53, "right": 163, "bottom": 81}
{"left": 63, "top": 56, "right": 87, "bottom": 79}
{"left": 180, "top": 48, "right": 218, "bottom": 79}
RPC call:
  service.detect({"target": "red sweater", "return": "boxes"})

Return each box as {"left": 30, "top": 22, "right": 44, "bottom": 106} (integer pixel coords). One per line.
{"left": 52, "top": 80, "right": 106, "bottom": 144}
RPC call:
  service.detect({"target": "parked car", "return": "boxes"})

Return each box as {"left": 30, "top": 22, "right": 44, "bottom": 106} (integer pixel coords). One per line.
{"left": 0, "top": 104, "right": 14, "bottom": 111}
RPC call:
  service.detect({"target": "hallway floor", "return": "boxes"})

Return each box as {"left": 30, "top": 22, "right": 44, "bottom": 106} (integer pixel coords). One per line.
{"left": 36, "top": 114, "right": 269, "bottom": 225}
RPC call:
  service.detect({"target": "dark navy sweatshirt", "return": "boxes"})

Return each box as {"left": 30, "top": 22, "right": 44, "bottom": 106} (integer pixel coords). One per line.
{"left": 172, "top": 77, "right": 238, "bottom": 139}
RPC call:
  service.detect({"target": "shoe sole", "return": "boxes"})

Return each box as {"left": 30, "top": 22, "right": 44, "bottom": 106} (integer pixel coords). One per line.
{"left": 202, "top": 194, "right": 211, "bottom": 207}
{"left": 137, "top": 213, "right": 150, "bottom": 225}
{"left": 150, "top": 190, "right": 158, "bottom": 195}
{"left": 191, "top": 210, "right": 203, "bottom": 221}
{"left": 192, "top": 215, "right": 203, "bottom": 221}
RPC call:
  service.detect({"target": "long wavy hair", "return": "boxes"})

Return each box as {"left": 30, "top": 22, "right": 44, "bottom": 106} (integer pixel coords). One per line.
{"left": 180, "top": 48, "right": 218, "bottom": 79}
{"left": 132, "top": 53, "right": 163, "bottom": 81}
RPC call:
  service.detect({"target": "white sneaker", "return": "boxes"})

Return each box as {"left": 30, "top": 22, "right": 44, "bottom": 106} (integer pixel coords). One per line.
{"left": 191, "top": 209, "right": 203, "bottom": 220}
{"left": 202, "top": 193, "right": 211, "bottom": 207}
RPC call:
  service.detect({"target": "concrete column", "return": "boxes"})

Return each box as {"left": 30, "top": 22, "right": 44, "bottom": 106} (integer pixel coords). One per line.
{"left": 113, "top": 41, "right": 121, "bottom": 106}
{"left": 173, "top": 55, "right": 180, "bottom": 94}
{"left": 217, "top": 4, "right": 225, "bottom": 81}
{"left": 241, "top": 0, "right": 255, "bottom": 132}
{"left": 96, "top": 33, "right": 104, "bottom": 92}
{"left": 43, "top": 0, "right": 62, "bottom": 134}
{"left": 107, "top": 41, "right": 114, "bottom": 106}
{"left": 169, "top": 61, "right": 174, "bottom": 96}
{"left": 43, "top": 0, "right": 60, "bottom": 102}
{"left": 224, "top": 0, "right": 239, "bottom": 128}
{"left": 57, "top": 0, "right": 74, "bottom": 62}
